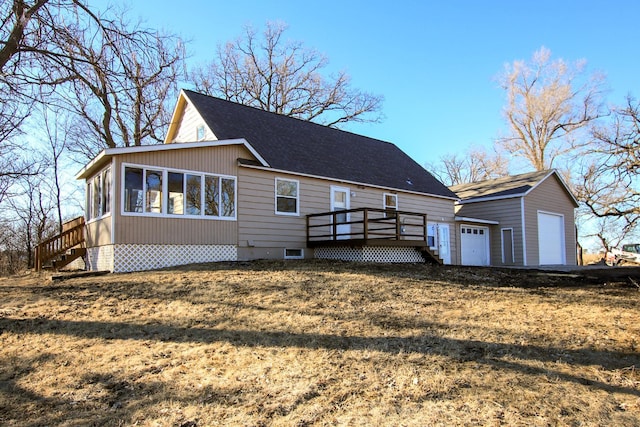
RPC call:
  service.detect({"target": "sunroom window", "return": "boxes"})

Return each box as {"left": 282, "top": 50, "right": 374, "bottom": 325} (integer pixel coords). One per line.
{"left": 87, "top": 166, "right": 112, "bottom": 220}
{"left": 123, "top": 164, "right": 235, "bottom": 219}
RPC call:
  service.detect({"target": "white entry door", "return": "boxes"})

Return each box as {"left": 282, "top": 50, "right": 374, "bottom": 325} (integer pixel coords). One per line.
{"left": 438, "top": 224, "right": 451, "bottom": 264}
{"left": 428, "top": 222, "right": 451, "bottom": 264}
{"left": 331, "top": 186, "right": 350, "bottom": 240}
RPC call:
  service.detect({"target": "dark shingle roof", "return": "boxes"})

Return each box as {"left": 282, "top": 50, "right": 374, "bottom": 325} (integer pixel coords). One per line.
{"left": 450, "top": 169, "right": 572, "bottom": 203}
{"left": 183, "top": 90, "right": 457, "bottom": 199}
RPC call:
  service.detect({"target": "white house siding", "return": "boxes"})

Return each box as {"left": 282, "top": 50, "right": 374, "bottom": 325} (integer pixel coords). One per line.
{"left": 455, "top": 198, "right": 523, "bottom": 266}
{"left": 169, "top": 98, "right": 216, "bottom": 143}
{"left": 524, "top": 175, "right": 577, "bottom": 265}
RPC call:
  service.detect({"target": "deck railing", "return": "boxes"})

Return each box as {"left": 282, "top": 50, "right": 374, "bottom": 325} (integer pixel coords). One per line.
{"left": 34, "top": 216, "right": 85, "bottom": 271}
{"left": 306, "top": 208, "right": 427, "bottom": 246}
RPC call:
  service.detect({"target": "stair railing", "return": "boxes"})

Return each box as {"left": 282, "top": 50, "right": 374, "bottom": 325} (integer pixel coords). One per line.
{"left": 34, "top": 216, "right": 86, "bottom": 272}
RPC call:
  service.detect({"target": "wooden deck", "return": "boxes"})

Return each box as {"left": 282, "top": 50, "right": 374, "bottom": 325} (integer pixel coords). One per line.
{"left": 306, "top": 208, "right": 442, "bottom": 264}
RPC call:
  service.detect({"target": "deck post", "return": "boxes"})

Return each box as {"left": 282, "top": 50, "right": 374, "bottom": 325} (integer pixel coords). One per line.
{"left": 422, "top": 214, "right": 427, "bottom": 242}
{"left": 363, "top": 209, "right": 368, "bottom": 244}
{"left": 395, "top": 212, "right": 401, "bottom": 240}
{"left": 332, "top": 212, "right": 337, "bottom": 241}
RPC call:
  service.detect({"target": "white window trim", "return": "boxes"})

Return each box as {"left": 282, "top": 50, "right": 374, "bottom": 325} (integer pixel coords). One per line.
{"left": 284, "top": 248, "right": 304, "bottom": 259}
{"left": 86, "top": 165, "right": 113, "bottom": 224}
{"left": 383, "top": 193, "right": 398, "bottom": 210}
{"left": 275, "top": 177, "right": 300, "bottom": 216}
{"left": 121, "top": 162, "right": 237, "bottom": 221}
{"left": 383, "top": 192, "right": 398, "bottom": 218}
{"left": 196, "top": 125, "right": 206, "bottom": 141}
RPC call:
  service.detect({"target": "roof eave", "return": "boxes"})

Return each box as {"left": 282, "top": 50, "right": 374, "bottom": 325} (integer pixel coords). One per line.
{"left": 75, "top": 138, "right": 270, "bottom": 180}
{"left": 239, "top": 162, "right": 459, "bottom": 201}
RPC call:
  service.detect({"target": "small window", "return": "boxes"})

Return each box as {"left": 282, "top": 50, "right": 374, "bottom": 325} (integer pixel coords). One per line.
{"left": 276, "top": 178, "right": 299, "bottom": 215}
{"left": 479, "top": 229, "right": 484, "bottom": 235}
{"left": 383, "top": 193, "right": 398, "bottom": 218}
{"left": 285, "top": 248, "right": 304, "bottom": 259}
{"left": 87, "top": 166, "right": 112, "bottom": 220}
{"left": 461, "top": 228, "right": 466, "bottom": 234}
{"left": 196, "top": 125, "right": 205, "bottom": 141}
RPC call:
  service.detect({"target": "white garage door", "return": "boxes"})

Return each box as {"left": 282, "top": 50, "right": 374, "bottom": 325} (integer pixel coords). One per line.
{"left": 461, "top": 226, "right": 489, "bottom": 266}
{"left": 538, "top": 212, "right": 564, "bottom": 265}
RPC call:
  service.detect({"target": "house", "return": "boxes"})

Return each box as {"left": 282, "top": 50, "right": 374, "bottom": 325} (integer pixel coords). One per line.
{"left": 74, "top": 90, "right": 460, "bottom": 272}
{"left": 450, "top": 170, "right": 579, "bottom": 267}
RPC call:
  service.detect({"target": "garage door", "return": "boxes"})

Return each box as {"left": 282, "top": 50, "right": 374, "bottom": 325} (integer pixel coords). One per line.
{"left": 461, "top": 226, "right": 489, "bottom": 266}
{"left": 537, "top": 212, "right": 564, "bottom": 265}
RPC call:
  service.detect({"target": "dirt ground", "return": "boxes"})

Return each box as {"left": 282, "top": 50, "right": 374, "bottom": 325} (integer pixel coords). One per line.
{"left": 1, "top": 260, "right": 639, "bottom": 426}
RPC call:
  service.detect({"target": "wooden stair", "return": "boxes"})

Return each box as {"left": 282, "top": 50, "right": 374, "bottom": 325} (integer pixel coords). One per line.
{"left": 35, "top": 217, "right": 86, "bottom": 272}
{"left": 51, "top": 247, "right": 87, "bottom": 270}
{"left": 419, "top": 247, "right": 444, "bottom": 265}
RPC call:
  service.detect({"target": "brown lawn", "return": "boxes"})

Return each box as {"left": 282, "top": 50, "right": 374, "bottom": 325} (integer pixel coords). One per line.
{"left": 0, "top": 260, "right": 639, "bottom": 426}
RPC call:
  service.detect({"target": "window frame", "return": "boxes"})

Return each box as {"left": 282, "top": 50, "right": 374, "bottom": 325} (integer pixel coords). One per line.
{"left": 196, "top": 125, "right": 206, "bottom": 141}
{"left": 284, "top": 248, "right": 304, "bottom": 259}
{"left": 383, "top": 192, "right": 398, "bottom": 218}
{"left": 121, "top": 162, "right": 237, "bottom": 221}
{"left": 275, "top": 177, "right": 300, "bottom": 216}
{"left": 86, "top": 165, "right": 112, "bottom": 223}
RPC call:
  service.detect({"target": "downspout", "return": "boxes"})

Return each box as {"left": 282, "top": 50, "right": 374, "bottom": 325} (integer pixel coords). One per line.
{"left": 521, "top": 197, "right": 527, "bottom": 266}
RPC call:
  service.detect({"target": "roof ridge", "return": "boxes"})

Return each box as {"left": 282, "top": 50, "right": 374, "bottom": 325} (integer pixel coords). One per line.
{"left": 182, "top": 88, "right": 396, "bottom": 147}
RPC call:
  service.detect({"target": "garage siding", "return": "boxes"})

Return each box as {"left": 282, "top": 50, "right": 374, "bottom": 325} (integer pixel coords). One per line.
{"left": 524, "top": 176, "right": 577, "bottom": 265}
{"left": 455, "top": 198, "right": 523, "bottom": 266}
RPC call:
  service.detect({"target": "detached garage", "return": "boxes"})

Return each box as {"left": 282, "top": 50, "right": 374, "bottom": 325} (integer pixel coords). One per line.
{"left": 451, "top": 170, "right": 579, "bottom": 267}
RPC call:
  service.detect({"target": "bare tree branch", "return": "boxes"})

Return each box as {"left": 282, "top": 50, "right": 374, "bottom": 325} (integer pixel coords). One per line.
{"left": 426, "top": 146, "right": 509, "bottom": 186}
{"left": 189, "top": 21, "right": 383, "bottom": 128}
{"left": 497, "top": 47, "right": 606, "bottom": 171}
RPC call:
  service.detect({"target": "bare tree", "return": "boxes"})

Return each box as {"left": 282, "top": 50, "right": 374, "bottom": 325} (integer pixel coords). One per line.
{"left": 575, "top": 96, "right": 640, "bottom": 242}
{"left": 427, "top": 146, "right": 509, "bottom": 186}
{"left": 40, "top": 6, "right": 185, "bottom": 159}
{"left": 190, "top": 22, "right": 383, "bottom": 127}
{"left": 1, "top": 0, "right": 185, "bottom": 158}
{"left": 497, "top": 47, "right": 606, "bottom": 171}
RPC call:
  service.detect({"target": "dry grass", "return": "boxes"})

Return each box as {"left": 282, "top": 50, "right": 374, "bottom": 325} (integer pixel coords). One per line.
{"left": 1, "top": 260, "right": 639, "bottom": 426}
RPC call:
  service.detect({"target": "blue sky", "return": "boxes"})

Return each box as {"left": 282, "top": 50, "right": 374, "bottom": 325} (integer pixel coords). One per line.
{"left": 104, "top": 0, "right": 638, "bottom": 168}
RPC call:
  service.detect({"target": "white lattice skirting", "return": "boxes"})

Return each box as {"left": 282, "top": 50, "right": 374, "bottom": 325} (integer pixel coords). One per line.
{"left": 87, "top": 244, "right": 237, "bottom": 273}
{"left": 314, "top": 246, "right": 425, "bottom": 263}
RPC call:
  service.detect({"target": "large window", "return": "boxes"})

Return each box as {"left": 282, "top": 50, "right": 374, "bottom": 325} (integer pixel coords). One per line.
{"left": 123, "top": 164, "right": 236, "bottom": 219}
{"left": 275, "top": 178, "right": 299, "bottom": 215}
{"left": 87, "top": 166, "right": 112, "bottom": 221}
